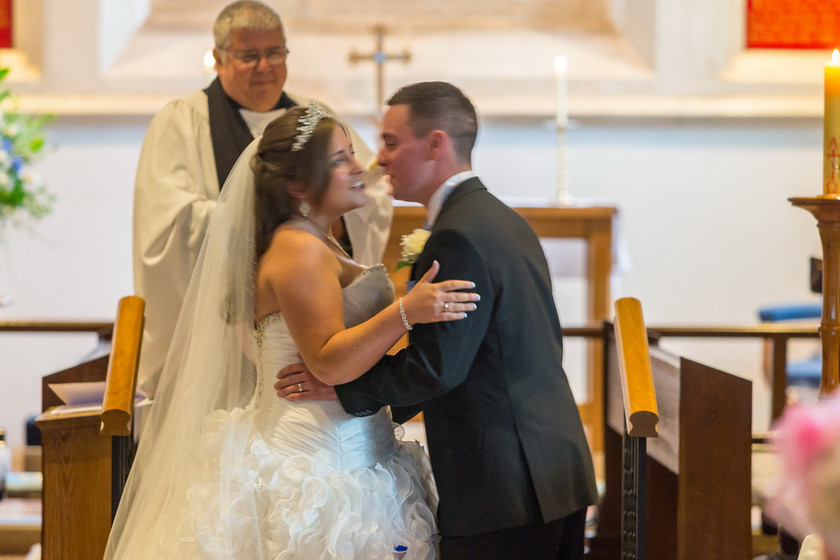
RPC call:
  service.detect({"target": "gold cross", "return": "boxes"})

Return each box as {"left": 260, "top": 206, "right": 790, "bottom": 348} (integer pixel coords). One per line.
{"left": 349, "top": 25, "right": 412, "bottom": 112}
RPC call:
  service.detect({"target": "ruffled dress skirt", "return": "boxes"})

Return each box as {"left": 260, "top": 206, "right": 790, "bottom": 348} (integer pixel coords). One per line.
{"left": 170, "top": 399, "right": 437, "bottom": 560}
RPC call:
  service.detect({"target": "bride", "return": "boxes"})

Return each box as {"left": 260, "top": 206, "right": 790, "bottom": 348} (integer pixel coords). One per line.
{"left": 105, "top": 102, "right": 479, "bottom": 559}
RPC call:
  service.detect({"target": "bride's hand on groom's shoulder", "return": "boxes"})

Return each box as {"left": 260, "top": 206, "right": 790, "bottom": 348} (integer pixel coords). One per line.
{"left": 402, "top": 260, "right": 479, "bottom": 326}
{"left": 275, "top": 361, "right": 338, "bottom": 401}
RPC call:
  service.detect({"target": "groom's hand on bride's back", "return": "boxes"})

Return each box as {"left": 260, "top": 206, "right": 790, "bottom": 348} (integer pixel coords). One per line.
{"left": 275, "top": 362, "right": 338, "bottom": 401}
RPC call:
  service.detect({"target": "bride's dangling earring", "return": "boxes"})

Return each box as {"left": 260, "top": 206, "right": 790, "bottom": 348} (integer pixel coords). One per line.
{"left": 299, "top": 200, "right": 310, "bottom": 217}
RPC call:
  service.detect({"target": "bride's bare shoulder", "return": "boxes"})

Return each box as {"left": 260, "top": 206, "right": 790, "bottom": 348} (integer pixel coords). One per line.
{"left": 260, "top": 222, "right": 335, "bottom": 276}
{"left": 267, "top": 222, "right": 322, "bottom": 253}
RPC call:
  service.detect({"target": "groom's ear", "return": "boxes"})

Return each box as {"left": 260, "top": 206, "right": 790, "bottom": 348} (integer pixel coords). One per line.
{"left": 427, "top": 130, "right": 446, "bottom": 158}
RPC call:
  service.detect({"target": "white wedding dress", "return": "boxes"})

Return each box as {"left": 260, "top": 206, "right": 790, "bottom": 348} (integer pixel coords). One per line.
{"left": 146, "top": 265, "right": 437, "bottom": 559}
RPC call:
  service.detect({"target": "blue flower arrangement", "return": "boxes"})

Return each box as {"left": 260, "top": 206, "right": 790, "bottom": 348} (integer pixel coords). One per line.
{"left": 0, "top": 68, "right": 53, "bottom": 228}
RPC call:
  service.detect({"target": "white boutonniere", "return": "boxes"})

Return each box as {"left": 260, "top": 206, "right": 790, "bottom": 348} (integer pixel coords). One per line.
{"left": 395, "top": 228, "right": 431, "bottom": 271}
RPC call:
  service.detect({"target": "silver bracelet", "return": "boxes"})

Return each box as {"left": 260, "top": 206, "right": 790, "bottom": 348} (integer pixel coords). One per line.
{"left": 398, "top": 297, "right": 413, "bottom": 331}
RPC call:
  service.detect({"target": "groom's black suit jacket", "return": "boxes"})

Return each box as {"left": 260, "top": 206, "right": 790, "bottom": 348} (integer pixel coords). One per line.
{"left": 336, "top": 178, "right": 597, "bottom": 538}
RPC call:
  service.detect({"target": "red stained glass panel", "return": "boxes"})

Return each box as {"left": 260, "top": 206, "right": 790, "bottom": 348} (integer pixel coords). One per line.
{"left": 747, "top": 0, "right": 840, "bottom": 49}
{"left": 0, "top": 0, "right": 9, "bottom": 49}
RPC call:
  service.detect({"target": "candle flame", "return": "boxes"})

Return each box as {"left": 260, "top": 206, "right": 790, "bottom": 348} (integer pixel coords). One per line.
{"left": 834, "top": 49, "right": 840, "bottom": 64}
{"left": 554, "top": 55, "right": 567, "bottom": 74}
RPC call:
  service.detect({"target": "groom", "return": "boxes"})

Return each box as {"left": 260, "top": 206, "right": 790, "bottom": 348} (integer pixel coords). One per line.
{"left": 281, "top": 81, "right": 597, "bottom": 559}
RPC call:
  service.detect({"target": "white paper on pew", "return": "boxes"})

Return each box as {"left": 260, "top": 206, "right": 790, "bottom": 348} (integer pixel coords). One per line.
{"left": 49, "top": 381, "right": 106, "bottom": 406}
{"left": 44, "top": 382, "right": 148, "bottom": 417}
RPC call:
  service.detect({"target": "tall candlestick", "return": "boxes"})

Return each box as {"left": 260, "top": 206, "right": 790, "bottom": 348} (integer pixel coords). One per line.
{"left": 556, "top": 129, "right": 572, "bottom": 206}
{"left": 824, "top": 49, "right": 840, "bottom": 197}
{"left": 554, "top": 55, "right": 572, "bottom": 205}
{"left": 554, "top": 55, "right": 568, "bottom": 129}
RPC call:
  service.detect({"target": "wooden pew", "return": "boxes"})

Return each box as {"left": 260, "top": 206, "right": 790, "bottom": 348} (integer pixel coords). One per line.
{"left": 34, "top": 296, "right": 144, "bottom": 560}
{"left": 588, "top": 319, "right": 753, "bottom": 560}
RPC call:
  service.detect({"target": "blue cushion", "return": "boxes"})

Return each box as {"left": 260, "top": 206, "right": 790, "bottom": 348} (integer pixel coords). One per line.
{"left": 758, "top": 303, "right": 821, "bottom": 322}
{"left": 758, "top": 302, "right": 822, "bottom": 388}
{"left": 787, "top": 358, "right": 822, "bottom": 388}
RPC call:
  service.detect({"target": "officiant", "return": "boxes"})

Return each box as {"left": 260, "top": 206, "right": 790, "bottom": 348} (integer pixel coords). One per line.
{"left": 133, "top": 0, "right": 392, "bottom": 398}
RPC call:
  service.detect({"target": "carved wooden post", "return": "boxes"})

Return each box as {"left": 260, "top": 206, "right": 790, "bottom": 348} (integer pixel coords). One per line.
{"left": 789, "top": 197, "right": 840, "bottom": 396}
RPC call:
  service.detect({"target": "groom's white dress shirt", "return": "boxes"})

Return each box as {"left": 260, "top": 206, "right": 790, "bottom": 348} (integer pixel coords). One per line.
{"left": 424, "top": 171, "right": 476, "bottom": 228}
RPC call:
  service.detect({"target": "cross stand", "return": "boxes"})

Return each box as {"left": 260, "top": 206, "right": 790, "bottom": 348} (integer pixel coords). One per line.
{"left": 348, "top": 25, "right": 411, "bottom": 113}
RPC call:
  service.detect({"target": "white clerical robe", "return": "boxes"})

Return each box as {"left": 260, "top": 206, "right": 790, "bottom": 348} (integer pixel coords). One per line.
{"left": 133, "top": 89, "right": 392, "bottom": 398}
{"left": 798, "top": 535, "right": 826, "bottom": 560}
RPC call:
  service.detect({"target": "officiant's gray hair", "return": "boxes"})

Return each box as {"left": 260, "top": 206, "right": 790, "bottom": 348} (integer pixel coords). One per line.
{"left": 388, "top": 81, "right": 478, "bottom": 165}
{"left": 214, "top": 1, "right": 284, "bottom": 51}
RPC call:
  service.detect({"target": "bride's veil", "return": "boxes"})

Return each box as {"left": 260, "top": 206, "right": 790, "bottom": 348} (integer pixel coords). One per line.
{"left": 105, "top": 139, "right": 260, "bottom": 557}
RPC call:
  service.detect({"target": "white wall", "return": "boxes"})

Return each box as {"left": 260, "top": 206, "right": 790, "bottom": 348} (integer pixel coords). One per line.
{"left": 0, "top": 113, "right": 822, "bottom": 450}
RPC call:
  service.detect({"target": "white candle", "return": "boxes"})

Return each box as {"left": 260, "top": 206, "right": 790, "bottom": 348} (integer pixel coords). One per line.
{"left": 554, "top": 55, "right": 568, "bottom": 129}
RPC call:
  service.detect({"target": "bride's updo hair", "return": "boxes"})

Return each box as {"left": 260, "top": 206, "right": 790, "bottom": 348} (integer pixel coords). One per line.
{"left": 252, "top": 106, "right": 339, "bottom": 258}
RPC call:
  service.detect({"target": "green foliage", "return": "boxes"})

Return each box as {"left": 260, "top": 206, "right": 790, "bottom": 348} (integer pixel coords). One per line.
{"left": 0, "top": 68, "right": 54, "bottom": 228}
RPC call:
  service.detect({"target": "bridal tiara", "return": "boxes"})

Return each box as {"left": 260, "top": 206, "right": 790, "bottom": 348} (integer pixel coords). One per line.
{"left": 291, "top": 101, "right": 329, "bottom": 151}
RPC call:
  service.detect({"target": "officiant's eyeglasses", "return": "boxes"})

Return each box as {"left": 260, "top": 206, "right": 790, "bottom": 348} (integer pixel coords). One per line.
{"left": 227, "top": 47, "right": 289, "bottom": 67}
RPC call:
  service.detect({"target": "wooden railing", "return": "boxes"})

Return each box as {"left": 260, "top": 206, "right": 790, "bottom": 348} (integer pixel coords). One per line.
{"left": 564, "top": 322, "right": 818, "bottom": 432}
{"left": 101, "top": 296, "right": 144, "bottom": 437}
{"left": 613, "top": 299, "right": 659, "bottom": 438}
{"left": 3, "top": 317, "right": 818, "bottom": 433}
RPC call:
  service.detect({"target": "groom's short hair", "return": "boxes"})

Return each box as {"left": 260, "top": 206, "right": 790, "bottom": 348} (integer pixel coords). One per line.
{"left": 387, "top": 81, "right": 477, "bottom": 164}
